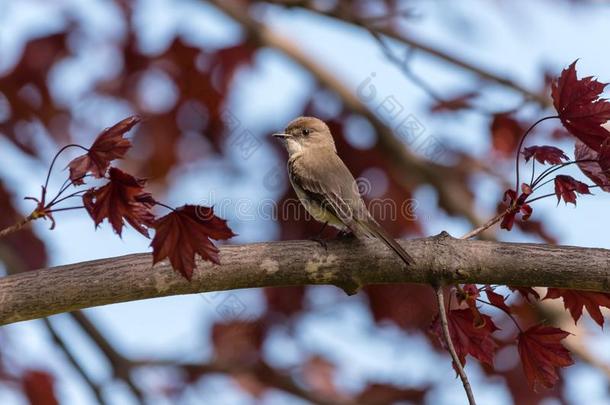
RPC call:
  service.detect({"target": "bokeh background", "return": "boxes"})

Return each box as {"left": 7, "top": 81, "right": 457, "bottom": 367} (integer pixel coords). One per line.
{"left": 1, "top": 0, "right": 610, "bottom": 404}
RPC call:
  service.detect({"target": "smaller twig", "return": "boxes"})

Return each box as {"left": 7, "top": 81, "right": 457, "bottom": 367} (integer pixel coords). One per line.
{"left": 42, "top": 318, "right": 106, "bottom": 405}
{"left": 0, "top": 213, "right": 36, "bottom": 238}
{"left": 460, "top": 208, "right": 510, "bottom": 240}
{"left": 435, "top": 286, "right": 477, "bottom": 405}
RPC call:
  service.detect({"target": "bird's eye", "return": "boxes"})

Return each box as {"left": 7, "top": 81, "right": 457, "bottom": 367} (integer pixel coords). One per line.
{"left": 301, "top": 128, "right": 311, "bottom": 136}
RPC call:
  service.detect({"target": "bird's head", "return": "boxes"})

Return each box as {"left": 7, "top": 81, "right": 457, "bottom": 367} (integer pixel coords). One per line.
{"left": 273, "top": 116, "right": 336, "bottom": 156}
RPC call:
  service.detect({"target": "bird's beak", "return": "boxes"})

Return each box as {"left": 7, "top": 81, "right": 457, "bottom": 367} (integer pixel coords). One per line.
{"left": 272, "top": 132, "right": 290, "bottom": 139}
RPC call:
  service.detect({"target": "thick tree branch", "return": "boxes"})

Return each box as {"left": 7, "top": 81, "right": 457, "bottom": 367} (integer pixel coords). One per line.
{"left": 1, "top": 234, "right": 610, "bottom": 325}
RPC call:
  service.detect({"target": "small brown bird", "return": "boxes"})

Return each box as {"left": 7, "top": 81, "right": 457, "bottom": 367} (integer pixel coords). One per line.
{"left": 273, "top": 116, "right": 413, "bottom": 266}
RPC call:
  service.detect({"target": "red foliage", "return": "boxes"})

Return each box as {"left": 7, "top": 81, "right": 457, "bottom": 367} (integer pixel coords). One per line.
{"left": 485, "top": 286, "right": 511, "bottom": 312}
{"left": 545, "top": 288, "right": 610, "bottom": 327}
{"left": 211, "top": 321, "right": 264, "bottom": 364}
{"left": 151, "top": 205, "right": 235, "bottom": 280}
{"left": 500, "top": 189, "right": 532, "bottom": 231}
{"left": 83, "top": 167, "right": 155, "bottom": 237}
{"left": 491, "top": 114, "right": 525, "bottom": 157}
{"left": 508, "top": 287, "right": 540, "bottom": 302}
{"left": 553, "top": 175, "right": 591, "bottom": 205}
{"left": 68, "top": 116, "right": 140, "bottom": 184}
{"left": 575, "top": 140, "right": 610, "bottom": 192}
{"left": 552, "top": 60, "right": 610, "bottom": 151}
{"left": 431, "top": 308, "right": 498, "bottom": 367}
{"left": 522, "top": 145, "right": 569, "bottom": 165}
{"left": 517, "top": 325, "right": 574, "bottom": 391}
{"left": 21, "top": 370, "right": 59, "bottom": 405}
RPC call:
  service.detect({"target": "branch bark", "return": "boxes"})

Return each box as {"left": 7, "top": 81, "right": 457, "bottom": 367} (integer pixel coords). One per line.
{"left": 1, "top": 234, "right": 610, "bottom": 325}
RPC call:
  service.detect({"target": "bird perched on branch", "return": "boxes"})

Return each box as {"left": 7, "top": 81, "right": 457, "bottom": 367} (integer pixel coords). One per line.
{"left": 273, "top": 116, "right": 413, "bottom": 266}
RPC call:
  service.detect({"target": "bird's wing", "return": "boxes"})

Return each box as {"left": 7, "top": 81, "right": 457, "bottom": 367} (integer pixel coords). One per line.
{"left": 289, "top": 151, "right": 366, "bottom": 227}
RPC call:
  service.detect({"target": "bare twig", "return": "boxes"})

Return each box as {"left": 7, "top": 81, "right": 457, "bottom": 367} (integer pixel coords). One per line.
{"left": 460, "top": 208, "right": 510, "bottom": 240}
{"left": 69, "top": 311, "right": 145, "bottom": 403}
{"left": 435, "top": 286, "right": 476, "bottom": 405}
{"left": 42, "top": 317, "right": 106, "bottom": 405}
{"left": 0, "top": 214, "right": 35, "bottom": 238}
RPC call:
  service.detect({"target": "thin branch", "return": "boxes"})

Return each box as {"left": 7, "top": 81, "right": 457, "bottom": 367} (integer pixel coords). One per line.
{"left": 0, "top": 213, "right": 36, "bottom": 238}
{"left": 262, "top": 0, "right": 550, "bottom": 106}
{"left": 42, "top": 317, "right": 106, "bottom": 405}
{"left": 435, "top": 286, "right": 476, "bottom": 405}
{"left": 460, "top": 208, "right": 510, "bottom": 240}
{"left": 69, "top": 311, "right": 145, "bottom": 403}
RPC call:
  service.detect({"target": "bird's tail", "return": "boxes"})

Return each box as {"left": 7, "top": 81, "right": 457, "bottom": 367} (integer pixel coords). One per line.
{"left": 354, "top": 218, "right": 414, "bottom": 266}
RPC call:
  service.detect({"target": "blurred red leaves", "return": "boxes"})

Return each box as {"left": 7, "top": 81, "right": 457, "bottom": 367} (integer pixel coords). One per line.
{"left": 212, "top": 321, "right": 264, "bottom": 365}
{"left": 553, "top": 175, "right": 591, "bottom": 205}
{"left": 68, "top": 116, "right": 140, "bottom": 184}
{"left": 21, "top": 370, "right": 58, "bottom": 405}
{"left": 83, "top": 167, "right": 155, "bottom": 237}
{"left": 491, "top": 114, "right": 525, "bottom": 157}
{"left": 264, "top": 286, "right": 305, "bottom": 317}
{"left": 552, "top": 60, "right": 610, "bottom": 152}
{"left": 545, "top": 288, "right": 610, "bottom": 327}
{"left": 366, "top": 284, "right": 437, "bottom": 330}
{"left": 431, "top": 308, "right": 498, "bottom": 367}
{"left": 517, "top": 325, "right": 573, "bottom": 391}
{"left": 151, "top": 205, "right": 235, "bottom": 280}
{"left": 522, "top": 145, "right": 569, "bottom": 165}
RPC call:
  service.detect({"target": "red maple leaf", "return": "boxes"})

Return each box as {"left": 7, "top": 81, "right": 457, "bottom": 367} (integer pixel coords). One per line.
{"left": 545, "top": 288, "right": 610, "bottom": 327}
{"left": 551, "top": 61, "right": 610, "bottom": 151}
{"left": 517, "top": 325, "right": 574, "bottom": 391}
{"left": 522, "top": 145, "right": 569, "bottom": 165}
{"left": 68, "top": 116, "right": 140, "bottom": 184}
{"left": 431, "top": 308, "right": 498, "bottom": 367}
{"left": 83, "top": 167, "right": 155, "bottom": 237}
{"left": 553, "top": 175, "right": 591, "bottom": 205}
{"left": 508, "top": 286, "right": 540, "bottom": 302}
{"left": 500, "top": 189, "right": 532, "bottom": 231}
{"left": 575, "top": 140, "right": 610, "bottom": 192}
{"left": 484, "top": 286, "right": 511, "bottom": 312}
{"left": 151, "top": 205, "right": 235, "bottom": 280}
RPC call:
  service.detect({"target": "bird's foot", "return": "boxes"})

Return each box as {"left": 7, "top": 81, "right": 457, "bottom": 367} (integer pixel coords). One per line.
{"left": 336, "top": 229, "right": 355, "bottom": 240}
{"left": 309, "top": 236, "right": 328, "bottom": 250}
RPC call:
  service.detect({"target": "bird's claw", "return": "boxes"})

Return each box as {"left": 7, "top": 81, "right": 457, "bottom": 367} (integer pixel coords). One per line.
{"left": 310, "top": 237, "right": 328, "bottom": 250}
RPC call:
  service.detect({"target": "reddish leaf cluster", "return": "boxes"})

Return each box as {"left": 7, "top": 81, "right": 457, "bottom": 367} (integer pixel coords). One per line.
{"left": 500, "top": 188, "right": 532, "bottom": 231}
{"left": 553, "top": 175, "right": 591, "bottom": 205}
{"left": 151, "top": 205, "right": 235, "bottom": 280}
{"left": 68, "top": 116, "right": 139, "bottom": 184}
{"left": 431, "top": 308, "right": 498, "bottom": 367}
{"left": 518, "top": 326, "right": 574, "bottom": 391}
{"left": 552, "top": 61, "right": 610, "bottom": 152}
{"left": 522, "top": 145, "right": 569, "bottom": 165}
{"left": 83, "top": 168, "right": 155, "bottom": 237}
{"left": 62, "top": 116, "right": 235, "bottom": 279}
{"left": 545, "top": 288, "right": 610, "bottom": 327}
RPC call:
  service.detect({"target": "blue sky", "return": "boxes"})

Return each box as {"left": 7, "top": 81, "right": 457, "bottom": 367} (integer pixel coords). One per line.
{"left": 1, "top": 0, "right": 610, "bottom": 404}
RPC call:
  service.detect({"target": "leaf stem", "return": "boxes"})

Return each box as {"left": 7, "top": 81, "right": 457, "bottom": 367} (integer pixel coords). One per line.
{"left": 435, "top": 286, "right": 477, "bottom": 405}
{"left": 42, "top": 144, "right": 89, "bottom": 204}
{"left": 476, "top": 297, "right": 523, "bottom": 333}
{"left": 514, "top": 116, "right": 558, "bottom": 195}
